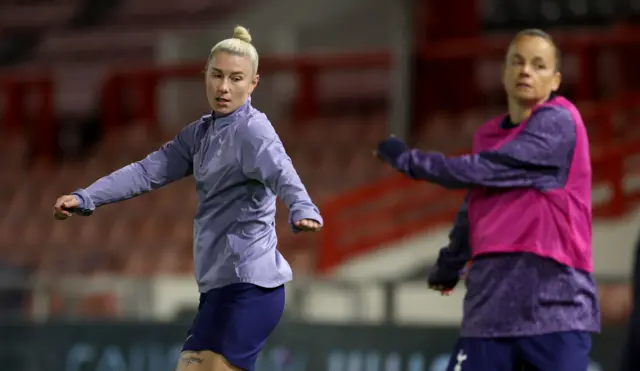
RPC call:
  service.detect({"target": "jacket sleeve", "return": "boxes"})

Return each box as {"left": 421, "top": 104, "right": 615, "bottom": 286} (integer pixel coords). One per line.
{"left": 435, "top": 194, "right": 471, "bottom": 271}
{"left": 238, "top": 118, "right": 323, "bottom": 232}
{"left": 392, "top": 107, "right": 576, "bottom": 189}
{"left": 72, "top": 122, "right": 196, "bottom": 215}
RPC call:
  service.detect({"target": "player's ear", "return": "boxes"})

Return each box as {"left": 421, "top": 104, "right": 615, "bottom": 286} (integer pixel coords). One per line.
{"left": 248, "top": 74, "right": 259, "bottom": 95}
{"left": 551, "top": 71, "right": 561, "bottom": 92}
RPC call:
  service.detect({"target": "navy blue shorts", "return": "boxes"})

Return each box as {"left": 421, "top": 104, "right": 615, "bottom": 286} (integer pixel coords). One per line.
{"left": 446, "top": 331, "right": 591, "bottom": 371}
{"left": 182, "top": 283, "right": 285, "bottom": 371}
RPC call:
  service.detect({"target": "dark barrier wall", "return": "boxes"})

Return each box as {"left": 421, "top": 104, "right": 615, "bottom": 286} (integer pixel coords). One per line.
{"left": 0, "top": 322, "right": 625, "bottom": 371}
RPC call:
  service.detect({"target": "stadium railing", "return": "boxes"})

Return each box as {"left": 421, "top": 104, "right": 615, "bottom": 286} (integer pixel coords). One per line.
{"left": 93, "top": 27, "right": 640, "bottom": 140}
{"left": 6, "top": 27, "right": 640, "bottom": 155}
{"left": 4, "top": 30, "right": 640, "bottom": 273}
{"left": 318, "top": 131, "right": 640, "bottom": 271}
{"left": 98, "top": 50, "right": 391, "bottom": 136}
{"left": 312, "top": 27, "right": 640, "bottom": 272}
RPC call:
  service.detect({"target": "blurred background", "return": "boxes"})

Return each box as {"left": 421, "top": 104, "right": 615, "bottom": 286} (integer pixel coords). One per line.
{"left": 2, "top": 0, "right": 640, "bottom": 370}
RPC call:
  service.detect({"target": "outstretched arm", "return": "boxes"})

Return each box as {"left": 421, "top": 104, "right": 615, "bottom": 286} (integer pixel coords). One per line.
{"left": 238, "top": 118, "right": 323, "bottom": 232}
{"left": 377, "top": 107, "right": 576, "bottom": 189}
{"left": 71, "top": 122, "right": 197, "bottom": 215}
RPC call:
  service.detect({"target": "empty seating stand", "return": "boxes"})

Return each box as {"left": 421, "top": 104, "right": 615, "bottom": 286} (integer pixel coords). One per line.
{"left": 5, "top": 0, "right": 640, "bottom": 282}
{"left": 0, "top": 114, "right": 391, "bottom": 277}
{"left": 2, "top": 102, "right": 640, "bottom": 278}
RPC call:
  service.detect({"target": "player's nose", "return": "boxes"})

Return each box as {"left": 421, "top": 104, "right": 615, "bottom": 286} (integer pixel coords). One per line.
{"left": 217, "top": 80, "right": 230, "bottom": 93}
{"left": 519, "top": 64, "right": 533, "bottom": 77}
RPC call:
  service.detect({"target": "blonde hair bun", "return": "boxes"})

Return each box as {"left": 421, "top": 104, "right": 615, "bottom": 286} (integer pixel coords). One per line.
{"left": 207, "top": 25, "right": 259, "bottom": 74}
{"left": 233, "top": 25, "right": 252, "bottom": 43}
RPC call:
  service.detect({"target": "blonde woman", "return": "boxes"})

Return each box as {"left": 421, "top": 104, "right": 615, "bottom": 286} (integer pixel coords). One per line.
{"left": 53, "top": 26, "right": 323, "bottom": 371}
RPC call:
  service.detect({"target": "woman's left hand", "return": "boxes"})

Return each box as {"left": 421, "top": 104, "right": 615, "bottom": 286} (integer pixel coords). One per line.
{"left": 295, "top": 219, "right": 322, "bottom": 232}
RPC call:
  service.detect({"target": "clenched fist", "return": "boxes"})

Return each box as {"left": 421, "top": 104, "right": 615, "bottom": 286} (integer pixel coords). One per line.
{"left": 53, "top": 195, "right": 80, "bottom": 220}
{"left": 294, "top": 218, "right": 322, "bottom": 232}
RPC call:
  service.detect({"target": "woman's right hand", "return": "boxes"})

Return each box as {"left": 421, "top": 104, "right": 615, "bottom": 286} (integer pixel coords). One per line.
{"left": 53, "top": 195, "right": 80, "bottom": 220}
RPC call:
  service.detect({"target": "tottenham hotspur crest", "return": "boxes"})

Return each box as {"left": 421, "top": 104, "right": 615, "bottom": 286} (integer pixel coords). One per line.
{"left": 454, "top": 350, "right": 467, "bottom": 371}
